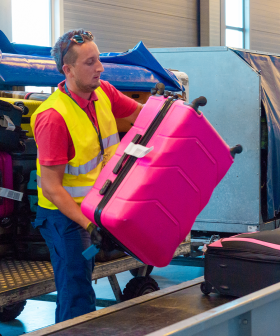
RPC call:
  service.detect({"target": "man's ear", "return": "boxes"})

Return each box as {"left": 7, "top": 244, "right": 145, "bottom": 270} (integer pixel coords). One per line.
{"left": 62, "top": 64, "right": 73, "bottom": 77}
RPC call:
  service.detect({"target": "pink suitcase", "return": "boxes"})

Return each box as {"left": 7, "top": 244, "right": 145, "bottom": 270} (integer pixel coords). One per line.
{"left": 0, "top": 152, "right": 14, "bottom": 219}
{"left": 81, "top": 92, "right": 242, "bottom": 267}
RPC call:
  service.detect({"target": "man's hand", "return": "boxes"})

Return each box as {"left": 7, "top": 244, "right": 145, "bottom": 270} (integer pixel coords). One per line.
{"left": 87, "top": 222, "right": 102, "bottom": 247}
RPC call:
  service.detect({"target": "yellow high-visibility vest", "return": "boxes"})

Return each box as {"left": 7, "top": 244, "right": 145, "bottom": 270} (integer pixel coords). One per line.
{"left": 31, "top": 87, "right": 119, "bottom": 209}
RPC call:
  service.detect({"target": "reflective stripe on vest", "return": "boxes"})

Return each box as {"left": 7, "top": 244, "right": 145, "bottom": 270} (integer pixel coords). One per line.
{"left": 65, "top": 152, "right": 103, "bottom": 176}
{"left": 64, "top": 132, "right": 120, "bottom": 176}
{"left": 102, "top": 133, "right": 120, "bottom": 150}
{"left": 37, "top": 175, "right": 92, "bottom": 197}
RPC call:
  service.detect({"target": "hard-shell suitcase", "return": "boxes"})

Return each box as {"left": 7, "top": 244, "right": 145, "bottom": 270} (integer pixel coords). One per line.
{"left": 12, "top": 138, "right": 37, "bottom": 179}
{"left": 0, "top": 98, "right": 43, "bottom": 137}
{"left": 81, "top": 92, "right": 242, "bottom": 267}
{"left": 202, "top": 229, "right": 280, "bottom": 297}
{"left": 11, "top": 142, "right": 48, "bottom": 260}
{"left": 14, "top": 168, "right": 50, "bottom": 261}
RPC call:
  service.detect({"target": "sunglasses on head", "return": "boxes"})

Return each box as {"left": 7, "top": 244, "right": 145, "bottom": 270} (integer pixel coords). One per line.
{"left": 61, "top": 31, "right": 94, "bottom": 67}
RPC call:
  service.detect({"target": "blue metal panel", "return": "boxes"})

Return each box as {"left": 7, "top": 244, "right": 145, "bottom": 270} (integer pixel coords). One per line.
{"left": 150, "top": 47, "right": 261, "bottom": 231}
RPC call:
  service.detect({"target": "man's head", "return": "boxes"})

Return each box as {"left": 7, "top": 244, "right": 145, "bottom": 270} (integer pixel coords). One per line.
{"left": 51, "top": 29, "right": 104, "bottom": 93}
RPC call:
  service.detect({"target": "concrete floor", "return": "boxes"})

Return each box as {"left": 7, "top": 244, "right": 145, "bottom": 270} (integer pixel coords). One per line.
{"left": 0, "top": 264, "right": 204, "bottom": 336}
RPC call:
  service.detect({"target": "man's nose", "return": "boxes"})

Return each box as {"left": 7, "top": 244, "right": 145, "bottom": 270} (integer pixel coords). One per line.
{"left": 96, "top": 60, "right": 104, "bottom": 73}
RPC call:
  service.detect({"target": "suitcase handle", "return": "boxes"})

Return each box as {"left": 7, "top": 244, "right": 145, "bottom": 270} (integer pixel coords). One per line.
{"left": 113, "top": 134, "right": 142, "bottom": 175}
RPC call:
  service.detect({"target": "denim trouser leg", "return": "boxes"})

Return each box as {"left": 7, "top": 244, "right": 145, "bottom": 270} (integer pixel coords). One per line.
{"left": 33, "top": 206, "right": 96, "bottom": 323}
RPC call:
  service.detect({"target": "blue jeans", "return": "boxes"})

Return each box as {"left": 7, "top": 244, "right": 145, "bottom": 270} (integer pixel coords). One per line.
{"left": 33, "top": 206, "right": 96, "bottom": 323}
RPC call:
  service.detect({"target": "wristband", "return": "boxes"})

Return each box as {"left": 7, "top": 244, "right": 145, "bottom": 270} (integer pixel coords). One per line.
{"left": 86, "top": 222, "right": 95, "bottom": 235}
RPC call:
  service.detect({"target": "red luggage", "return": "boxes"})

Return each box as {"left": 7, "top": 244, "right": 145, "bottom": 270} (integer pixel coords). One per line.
{"left": 82, "top": 91, "right": 242, "bottom": 267}
{"left": 0, "top": 152, "right": 15, "bottom": 219}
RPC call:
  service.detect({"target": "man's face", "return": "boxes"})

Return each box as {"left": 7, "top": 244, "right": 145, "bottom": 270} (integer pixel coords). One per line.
{"left": 69, "top": 41, "right": 104, "bottom": 92}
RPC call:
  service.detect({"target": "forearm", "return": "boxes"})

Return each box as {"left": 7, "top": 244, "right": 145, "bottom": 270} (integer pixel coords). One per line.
{"left": 43, "top": 185, "right": 90, "bottom": 229}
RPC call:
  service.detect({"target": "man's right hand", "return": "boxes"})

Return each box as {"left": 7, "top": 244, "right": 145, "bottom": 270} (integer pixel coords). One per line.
{"left": 87, "top": 222, "right": 102, "bottom": 247}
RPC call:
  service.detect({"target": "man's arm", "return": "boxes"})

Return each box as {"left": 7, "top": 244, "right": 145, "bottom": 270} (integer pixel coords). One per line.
{"left": 40, "top": 164, "right": 90, "bottom": 229}
{"left": 122, "top": 103, "right": 143, "bottom": 124}
{"left": 115, "top": 103, "right": 143, "bottom": 132}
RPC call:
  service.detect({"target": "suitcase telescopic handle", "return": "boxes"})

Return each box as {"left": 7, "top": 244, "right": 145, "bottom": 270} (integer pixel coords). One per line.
{"left": 14, "top": 101, "right": 29, "bottom": 115}
{"left": 230, "top": 144, "right": 243, "bottom": 158}
{"left": 0, "top": 171, "right": 3, "bottom": 205}
{"left": 151, "top": 83, "right": 166, "bottom": 96}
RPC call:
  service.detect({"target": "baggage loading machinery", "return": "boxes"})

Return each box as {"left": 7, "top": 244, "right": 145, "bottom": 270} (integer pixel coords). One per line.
{"left": 0, "top": 241, "right": 190, "bottom": 321}
{"left": 24, "top": 275, "right": 280, "bottom": 336}
{"left": 150, "top": 46, "right": 280, "bottom": 235}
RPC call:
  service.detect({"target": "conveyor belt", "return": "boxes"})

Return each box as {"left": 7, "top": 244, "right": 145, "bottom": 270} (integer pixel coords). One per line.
{"left": 26, "top": 277, "right": 235, "bottom": 336}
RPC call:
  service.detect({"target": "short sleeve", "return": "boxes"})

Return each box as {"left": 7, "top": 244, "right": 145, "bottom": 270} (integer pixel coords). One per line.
{"left": 34, "top": 109, "right": 74, "bottom": 166}
{"left": 100, "top": 80, "right": 138, "bottom": 118}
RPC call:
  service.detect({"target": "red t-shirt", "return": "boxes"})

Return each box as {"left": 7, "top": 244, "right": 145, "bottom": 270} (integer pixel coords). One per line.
{"left": 34, "top": 80, "right": 138, "bottom": 166}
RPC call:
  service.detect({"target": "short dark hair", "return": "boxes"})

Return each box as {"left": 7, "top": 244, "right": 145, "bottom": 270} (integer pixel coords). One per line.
{"left": 51, "top": 29, "right": 94, "bottom": 75}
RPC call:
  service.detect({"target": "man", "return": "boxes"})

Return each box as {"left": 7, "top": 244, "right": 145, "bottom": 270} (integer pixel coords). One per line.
{"left": 30, "top": 29, "right": 142, "bottom": 323}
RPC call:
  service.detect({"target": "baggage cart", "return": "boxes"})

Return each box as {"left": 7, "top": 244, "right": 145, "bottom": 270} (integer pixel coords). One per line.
{"left": 0, "top": 240, "right": 190, "bottom": 321}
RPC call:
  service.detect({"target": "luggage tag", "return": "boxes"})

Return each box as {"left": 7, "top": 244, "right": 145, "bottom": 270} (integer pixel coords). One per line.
{"left": 124, "top": 143, "right": 154, "bottom": 158}
{"left": 82, "top": 244, "right": 100, "bottom": 260}
{"left": 0, "top": 187, "right": 23, "bottom": 201}
{"left": 112, "top": 134, "right": 153, "bottom": 175}
{"left": 0, "top": 115, "right": 15, "bottom": 131}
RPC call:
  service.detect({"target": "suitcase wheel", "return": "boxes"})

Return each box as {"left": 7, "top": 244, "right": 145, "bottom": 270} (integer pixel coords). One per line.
{"left": 122, "top": 276, "right": 159, "bottom": 301}
{"left": 200, "top": 281, "right": 212, "bottom": 295}
{"left": 0, "top": 300, "right": 27, "bottom": 322}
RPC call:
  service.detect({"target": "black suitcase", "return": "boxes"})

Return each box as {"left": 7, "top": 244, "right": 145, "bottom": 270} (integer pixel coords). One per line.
{"left": 0, "top": 99, "right": 27, "bottom": 152}
{"left": 11, "top": 141, "right": 50, "bottom": 261}
{"left": 12, "top": 138, "right": 37, "bottom": 177}
{"left": 201, "top": 229, "right": 280, "bottom": 297}
{"left": 15, "top": 237, "right": 50, "bottom": 261}
{"left": 12, "top": 138, "right": 37, "bottom": 219}
{"left": 0, "top": 225, "right": 14, "bottom": 258}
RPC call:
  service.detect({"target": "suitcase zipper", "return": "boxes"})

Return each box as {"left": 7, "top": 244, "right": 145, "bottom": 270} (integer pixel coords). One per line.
{"left": 94, "top": 96, "right": 177, "bottom": 261}
{"left": 208, "top": 246, "right": 280, "bottom": 260}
